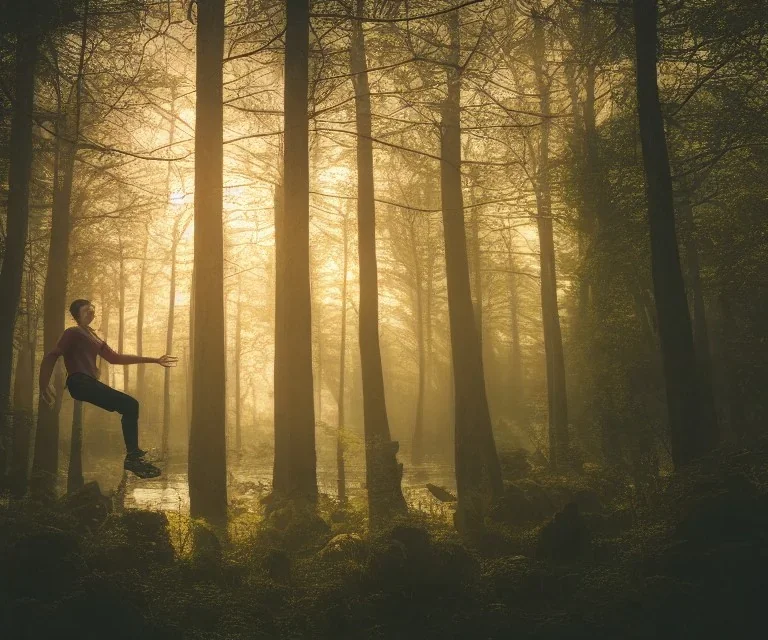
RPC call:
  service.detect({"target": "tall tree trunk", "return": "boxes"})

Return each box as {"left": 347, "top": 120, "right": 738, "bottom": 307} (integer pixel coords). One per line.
{"left": 633, "top": 0, "right": 718, "bottom": 466}
{"left": 350, "top": 0, "right": 407, "bottom": 525}
{"left": 679, "top": 190, "right": 718, "bottom": 433}
{"left": 162, "top": 85, "right": 178, "bottom": 458}
{"left": 31, "top": 4, "right": 89, "bottom": 497}
{"left": 469, "top": 187, "right": 483, "bottom": 352}
{"left": 409, "top": 218, "right": 426, "bottom": 465}
{"left": 67, "top": 400, "right": 84, "bottom": 492}
{"left": 0, "top": 18, "right": 39, "bottom": 483}
{"left": 273, "top": 0, "right": 317, "bottom": 502}
{"left": 440, "top": 10, "right": 503, "bottom": 529}
{"left": 10, "top": 257, "right": 37, "bottom": 497}
{"left": 337, "top": 207, "right": 349, "bottom": 503}
{"left": 118, "top": 239, "right": 128, "bottom": 392}
{"left": 189, "top": 0, "right": 228, "bottom": 528}
{"left": 136, "top": 227, "right": 149, "bottom": 402}
{"left": 532, "top": 17, "right": 570, "bottom": 471}
{"left": 506, "top": 237, "right": 524, "bottom": 422}
{"left": 99, "top": 288, "right": 110, "bottom": 383}
{"left": 162, "top": 218, "right": 181, "bottom": 459}
{"left": 235, "top": 273, "right": 242, "bottom": 458}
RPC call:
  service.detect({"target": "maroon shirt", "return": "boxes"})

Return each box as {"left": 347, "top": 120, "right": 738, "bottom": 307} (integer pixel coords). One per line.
{"left": 38, "top": 325, "right": 156, "bottom": 392}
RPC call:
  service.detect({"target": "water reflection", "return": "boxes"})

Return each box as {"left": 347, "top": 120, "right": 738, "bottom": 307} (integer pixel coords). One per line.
{"left": 120, "top": 455, "right": 456, "bottom": 519}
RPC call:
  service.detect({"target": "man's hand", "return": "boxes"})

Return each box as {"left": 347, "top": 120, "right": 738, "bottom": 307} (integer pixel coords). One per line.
{"left": 156, "top": 354, "right": 178, "bottom": 368}
{"left": 41, "top": 384, "right": 56, "bottom": 408}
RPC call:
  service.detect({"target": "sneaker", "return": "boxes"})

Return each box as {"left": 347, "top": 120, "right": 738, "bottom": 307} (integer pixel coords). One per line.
{"left": 124, "top": 454, "right": 162, "bottom": 479}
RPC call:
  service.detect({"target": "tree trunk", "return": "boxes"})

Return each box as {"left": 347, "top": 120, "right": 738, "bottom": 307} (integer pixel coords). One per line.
{"left": 350, "top": 0, "right": 407, "bottom": 525}
{"left": 532, "top": 17, "right": 570, "bottom": 471}
{"left": 337, "top": 208, "right": 349, "bottom": 503}
{"left": 506, "top": 238, "right": 524, "bottom": 423}
{"left": 136, "top": 227, "right": 149, "bottom": 402}
{"left": 272, "top": 0, "right": 318, "bottom": 503}
{"left": 99, "top": 290, "right": 110, "bottom": 383}
{"left": 31, "top": 4, "right": 89, "bottom": 497}
{"left": 679, "top": 190, "right": 718, "bottom": 435}
{"left": 67, "top": 400, "right": 84, "bottom": 493}
{"left": 235, "top": 273, "right": 242, "bottom": 458}
{"left": 633, "top": 0, "right": 718, "bottom": 466}
{"left": 118, "top": 239, "right": 128, "bottom": 392}
{"left": 409, "top": 218, "right": 426, "bottom": 465}
{"left": 0, "top": 19, "right": 39, "bottom": 483}
{"left": 440, "top": 10, "right": 503, "bottom": 529}
{"left": 162, "top": 218, "right": 181, "bottom": 459}
{"left": 189, "top": 0, "right": 228, "bottom": 529}
{"left": 469, "top": 187, "right": 483, "bottom": 352}
{"left": 162, "top": 86, "right": 178, "bottom": 458}
{"left": 10, "top": 260, "right": 36, "bottom": 497}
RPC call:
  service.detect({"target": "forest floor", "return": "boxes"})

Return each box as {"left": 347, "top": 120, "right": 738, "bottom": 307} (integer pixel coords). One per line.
{"left": 2, "top": 437, "right": 767, "bottom": 639}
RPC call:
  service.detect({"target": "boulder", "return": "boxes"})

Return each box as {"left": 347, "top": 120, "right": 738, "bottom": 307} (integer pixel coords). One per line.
{"left": 10, "top": 527, "right": 82, "bottom": 599}
{"left": 318, "top": 533, "right": 366, "bottom": 561}
{"left": 58, "top": 480, "right": 112, "bottom": 532}
{"left": 536, "top": 502, "right": 589, "bottom": 564}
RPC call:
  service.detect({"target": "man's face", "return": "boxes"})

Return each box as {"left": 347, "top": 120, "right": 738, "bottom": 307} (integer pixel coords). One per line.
{"left": 78, "top": 304, "right": 96, "bottom": 325}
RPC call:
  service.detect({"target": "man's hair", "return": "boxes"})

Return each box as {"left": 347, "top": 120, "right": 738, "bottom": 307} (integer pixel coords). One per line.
{"left": 69, "top": 299, "right": 92, "bottom": 320}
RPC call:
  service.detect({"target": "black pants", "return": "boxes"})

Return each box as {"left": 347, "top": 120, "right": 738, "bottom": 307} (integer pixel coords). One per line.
{"left": 66, "top": 372, "right": 140, "bottom": 454}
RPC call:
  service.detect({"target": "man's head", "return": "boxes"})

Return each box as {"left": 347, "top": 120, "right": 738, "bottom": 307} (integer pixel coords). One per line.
{"left": 69, "top": 299, "right": 95, "bottom": 326}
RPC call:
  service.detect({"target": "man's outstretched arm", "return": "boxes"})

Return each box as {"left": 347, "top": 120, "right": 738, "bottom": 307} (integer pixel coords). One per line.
{"left": 99, "top": 342, "right": 158, "bottom": 366}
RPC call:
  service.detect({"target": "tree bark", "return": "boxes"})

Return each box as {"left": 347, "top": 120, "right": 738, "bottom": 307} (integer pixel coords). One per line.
{"left": 10, "top": 258, "right": 37, "bottom": 497}
{"left": 337, "top": 208, "right": 349, "bottom": 503}
{"left": 162, "top": 86, "right": 178, "bottom": 458}
{"left": 162, "top": 217, "right": 181, "bottom": 459}
{"left": 440, "top": 10, "right": 503, "bottom": 528}
{"left": 272, "top": 0, "right": 317, "bottom": 502}
{"left": 532, "top": 16, "right": 570, "bottom": 471}
{"left": 31, "top": 4, "right": 89, "bottom": 497}
{"left": 235, "top": 273, "right": 242, "bottom": 458}
{"left": 67, "top": 400, "right": 84, "bottom": 493}
{"left": 118, "top": 238, "right": 128, "bottom": 391}
{"left": 0, "top": 19, "right": 39, "bottom": 482}
{"left": 136, "top": 226, "right": 149, "bottom": 402}
{"left": 350, "top": 0, "right": 407, "bottom": 525}
{"left": 189, "top": 0, "right": 228, "bottom": 528}
{"left": 409, "top": 217, "right": 426, "bottom": 465}
{"left": 633, "top": 0, "right": 718, "bottom": 466}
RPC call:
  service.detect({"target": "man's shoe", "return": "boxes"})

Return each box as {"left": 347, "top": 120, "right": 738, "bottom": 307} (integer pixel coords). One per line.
{"left": 124, "top": 454, "right": 161, "bottom": 479}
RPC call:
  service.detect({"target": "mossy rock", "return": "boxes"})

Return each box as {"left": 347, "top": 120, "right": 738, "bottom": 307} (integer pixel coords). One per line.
{"left": 536, "top": 503, "right": 590, "bottom": 564}
{"left": 9, "top": 526, "right": 83, "bottom": 599}
{"left": 318, "top": 533, "right": 366, "bottom": 562}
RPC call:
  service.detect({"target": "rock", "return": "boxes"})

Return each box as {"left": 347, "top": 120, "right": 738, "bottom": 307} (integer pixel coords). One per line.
{"left": 388, "top": 524, "right": 431, "bottom": 558}
{"left": 58, "top": 480, "right": 112, "bottom": 532}
{"left": 318, "top": 533, "right": 366, "bottom": 561}
{"left": 426, "top": 483, "right": 457, "bottom": 502}
{"left": 119, "top": 509, "right": 175, "bottom": 564}
{"left": 366, "top": 539, "right": 408, "bottom": 583}
{"left": 536, "top": 502, "right": 589, "bottom": 564}
{"left": 10, "top": 527, "right": 82, "bottom": 599}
